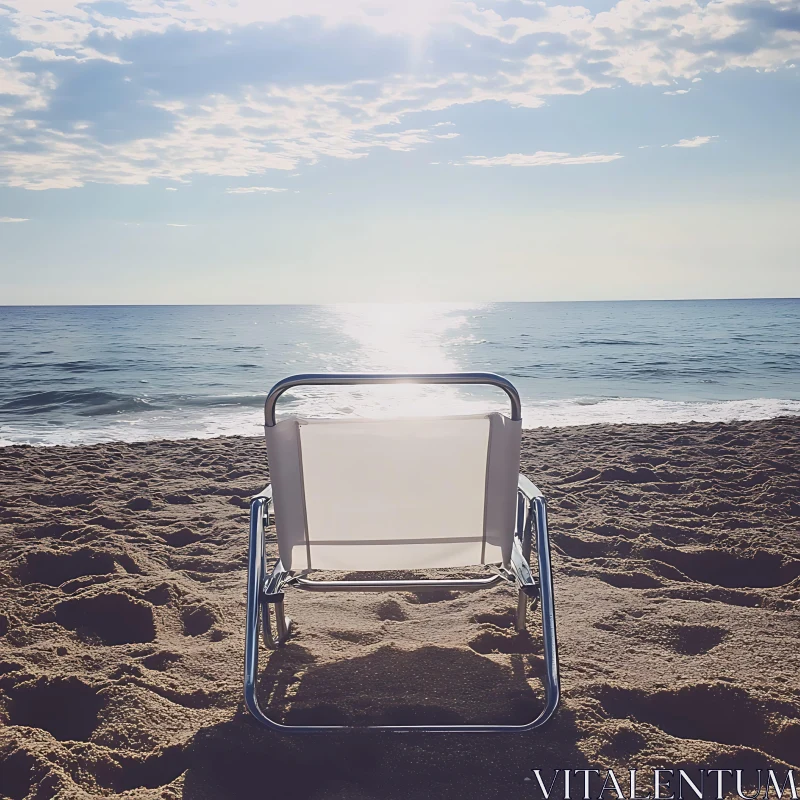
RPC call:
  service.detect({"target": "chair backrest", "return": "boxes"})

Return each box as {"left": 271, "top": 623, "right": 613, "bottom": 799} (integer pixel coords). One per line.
{"left": 265, "top": 412, "right": 521, "bottom": 572}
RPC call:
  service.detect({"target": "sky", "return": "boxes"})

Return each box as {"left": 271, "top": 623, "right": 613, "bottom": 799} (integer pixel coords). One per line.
{"left": 0, "top": 0, "right": 798, "bottom": 303}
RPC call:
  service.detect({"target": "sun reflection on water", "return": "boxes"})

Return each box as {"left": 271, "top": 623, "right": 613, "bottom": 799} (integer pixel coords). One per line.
{"left": 333, "top": 302, "right": 473, "bottom": 372}
{"left": 280, "top": 302, "right": 493, "bottom": 420}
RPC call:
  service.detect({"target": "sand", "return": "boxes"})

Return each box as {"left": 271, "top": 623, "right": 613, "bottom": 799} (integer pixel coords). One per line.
{"left": 1, "top": 417, "right": 799, "bottom": 799}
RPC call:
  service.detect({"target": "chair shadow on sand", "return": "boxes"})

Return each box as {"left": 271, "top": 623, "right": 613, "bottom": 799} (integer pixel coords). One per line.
{"left": 182, "top": 641, "right": 583, "bottom": 799}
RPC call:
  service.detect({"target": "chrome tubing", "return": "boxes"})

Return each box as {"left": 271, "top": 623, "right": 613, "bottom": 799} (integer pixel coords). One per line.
{"left": 264, "top": 372, "right": 522, "bottom": 427}
{"left": 517, "top": 473, "right": 543, "bottom": 501}
{"left": 261, "top": 600, "right": 291, "bottom": 649}
{"left": 295, "top": 574, "right": 507, "bottom": 593}
{"left": 531, "top": 495, "right": 560, "bottom": 725}
{"left": 243, "top": 484, "right": 561, "bottom": 733}
{"left": 244, "top": 495, "right": 280, "bottom": 725}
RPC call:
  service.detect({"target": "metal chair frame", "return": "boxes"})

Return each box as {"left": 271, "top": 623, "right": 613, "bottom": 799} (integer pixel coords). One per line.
{"left": 243, "top": 373, "right": 560, "bottom": 733}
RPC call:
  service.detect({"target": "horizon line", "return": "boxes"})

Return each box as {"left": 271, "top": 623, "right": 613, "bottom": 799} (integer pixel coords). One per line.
{"left": 0, "top": 296, "right": 798, "bottom": 308}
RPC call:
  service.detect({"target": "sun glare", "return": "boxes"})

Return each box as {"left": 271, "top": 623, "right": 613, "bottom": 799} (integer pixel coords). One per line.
{"left": 281, "top": 302, "right": 485, "bottom": 418}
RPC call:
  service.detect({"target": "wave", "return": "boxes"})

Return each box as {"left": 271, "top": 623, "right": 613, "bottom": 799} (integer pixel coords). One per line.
{"left": 1, "top": 395, "right": 798, "bottom": 446}
{"left": 176, "top": 394, "right": 266, "bottom": 408}
{"left": 3, "top": 360, "right": 132, "bottom": 373}
{"left": 1, "top": 390, "right": 157, "bottom": 417}
{"left": 0, "top": 390, "right": 274, "bottom": 417}
{"left": 522, "top": 397, "right": 800, "bottom": 428}
{"left": 577, "top": 339, "right": 659, "bottom": 347}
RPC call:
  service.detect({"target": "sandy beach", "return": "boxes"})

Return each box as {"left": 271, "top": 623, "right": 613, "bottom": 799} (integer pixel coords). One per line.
{"left": 1, "top": 417, "right": 798, "bottom": 799}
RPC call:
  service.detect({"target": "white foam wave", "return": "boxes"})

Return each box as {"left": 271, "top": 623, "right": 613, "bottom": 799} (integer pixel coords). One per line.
{"left": 1, "top": 396, "right": 797, "bottom": 446}
{"left": 521, "top": 397, "right": 800, "bottom": 428}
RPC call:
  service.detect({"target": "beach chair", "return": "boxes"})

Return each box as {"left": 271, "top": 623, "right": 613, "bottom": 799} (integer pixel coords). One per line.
{"left": 244, "top": 373, "right": 560, "bottom": 732}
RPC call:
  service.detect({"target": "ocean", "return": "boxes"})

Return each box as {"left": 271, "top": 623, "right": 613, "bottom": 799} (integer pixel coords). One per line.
{"left": 1, "top": 300, "right": 798, "bottom": 446}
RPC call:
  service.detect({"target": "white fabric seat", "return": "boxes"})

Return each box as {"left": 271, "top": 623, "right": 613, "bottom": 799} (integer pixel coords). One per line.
{"left": 266, "top": 413, "right": 521, "bottom": 571}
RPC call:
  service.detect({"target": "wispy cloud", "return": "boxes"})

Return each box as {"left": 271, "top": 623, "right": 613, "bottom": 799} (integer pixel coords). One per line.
{"left": 663, "top": 89, "right": 691, "bottom": 95}
{"left": 166, "top": 223, "right": 193, "bottom": 227}
{"left": 0, "top": 217, "right": 28, "bottom": 223}
{"left": 462, "top": 152, "right": 624, "bottom": 167}
{"left": 434, "top": 132, "right": 460, "bottom": 139}
{"left": 663, "top": 135, "right": 718, "bottom": 148}
{"left": 165, "top": 187, "right": 178, "bottom": 191}
{"left": 0, "top": 0, "right": 792, "bottom": 189}
{"left": 225, "top": 186, "right": 288, "bottom": 194}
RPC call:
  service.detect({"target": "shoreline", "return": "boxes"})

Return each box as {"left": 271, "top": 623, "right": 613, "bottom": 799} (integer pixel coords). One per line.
{"left": 3, "top": 411, "right": 800, "bottom": 451}
{"left": 1, "top": 416, "right": 798, "bottom": 798}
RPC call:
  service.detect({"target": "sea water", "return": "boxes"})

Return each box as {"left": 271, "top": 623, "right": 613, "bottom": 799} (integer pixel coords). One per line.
{"left": 1, "top": 300, "right": 798, "bottom": 446}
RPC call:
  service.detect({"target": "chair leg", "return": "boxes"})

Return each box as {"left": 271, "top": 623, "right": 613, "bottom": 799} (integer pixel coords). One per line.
{"left": 531, "top": 495, "right": 560, "bottom": 722}
{"left": 515, "top": 590, "right": 527, "bottom": 632}
{"left": 261, "top": 596, "right": 292, "bottom": 648}
{"left": 260, "top": 557, "right": 293, "bottom": 648}
{"left": 514, "top": 490, "right": 536, "bottom": 632}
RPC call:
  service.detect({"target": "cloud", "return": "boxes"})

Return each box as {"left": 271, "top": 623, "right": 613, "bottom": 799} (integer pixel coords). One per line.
{"left": 462, "top": 151, "right": 624, "bottom": 166}
{"left": 165, "top": 186, "right": 177, "bottom": 191}
{"left": 0, "top": 0, "right": 796, "bottom": 189}
{"left": 663, "top": 89, "right": 691, "bottom": 95}
{"left": 663, "top": 135, "right": 719, "bottom": 148}
{"left": 165, "top": 222, "right": 192, "bottom": 226}
{"left": 0, "top": 216, "right": 29, "bottom": 222}
{"left": 434, "top": 132, "right": 460, "bottom": 139}
{"left": 225, "top": 186, "right": 288, "bottom": 194}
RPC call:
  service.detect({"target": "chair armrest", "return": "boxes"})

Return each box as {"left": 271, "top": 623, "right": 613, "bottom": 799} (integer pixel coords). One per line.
{"left": 518, "top": 473, "right": 543, "bottom": 501}
{"left": 251, "top": 484, "right": 273, "bottom": 502}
